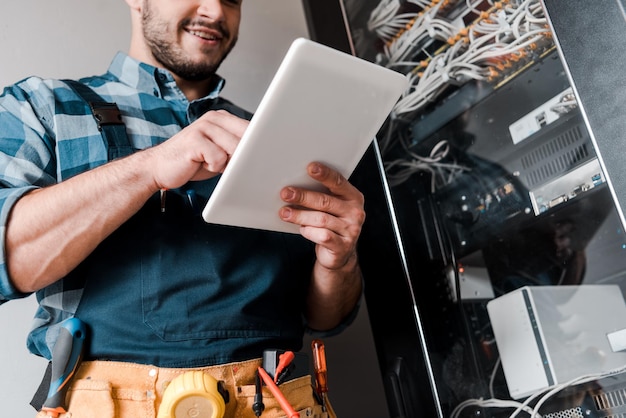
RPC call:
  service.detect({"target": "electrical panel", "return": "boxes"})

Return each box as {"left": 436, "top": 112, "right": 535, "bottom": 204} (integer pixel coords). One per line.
{"left": 303, "top": 1, "right": 626, "bottom": 417}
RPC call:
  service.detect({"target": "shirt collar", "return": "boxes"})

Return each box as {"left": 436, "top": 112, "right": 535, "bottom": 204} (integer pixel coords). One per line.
{"left": 106, "top": 51, "right": 226, "bottom": 102}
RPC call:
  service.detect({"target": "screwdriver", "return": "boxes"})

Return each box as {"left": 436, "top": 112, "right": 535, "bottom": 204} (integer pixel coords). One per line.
{"left": 252, "top": 369, "right": 265, "bottom": 417}
{"left": 311, "top": 339, "right": 328, "bottom": 412}
{"left": 42, "top": 318, "right": 87, "bottom": 418}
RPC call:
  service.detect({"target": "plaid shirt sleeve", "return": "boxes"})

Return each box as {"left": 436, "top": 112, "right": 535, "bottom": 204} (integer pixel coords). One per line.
{"left": 0, "top": 77, "right": 59, "bottom": 302}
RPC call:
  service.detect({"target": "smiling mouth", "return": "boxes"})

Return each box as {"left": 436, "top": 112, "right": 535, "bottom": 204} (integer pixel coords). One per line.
{"left": 187, "top": 30, "right": 221, "bottom": 41}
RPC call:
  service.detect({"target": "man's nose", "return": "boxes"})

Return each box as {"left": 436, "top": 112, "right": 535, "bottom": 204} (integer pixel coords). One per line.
{"left": 197, "top": 0, "right": 225, "bottom": 22}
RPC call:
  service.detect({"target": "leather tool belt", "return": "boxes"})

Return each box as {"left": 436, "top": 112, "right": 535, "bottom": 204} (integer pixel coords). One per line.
{"left": 34, "top": 358, "right": 331, "bottom": 418}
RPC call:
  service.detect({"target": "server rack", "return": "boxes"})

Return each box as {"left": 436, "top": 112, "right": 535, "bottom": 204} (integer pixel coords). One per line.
{"left": 302, "top": 1, "right": 626, "bottom": 417}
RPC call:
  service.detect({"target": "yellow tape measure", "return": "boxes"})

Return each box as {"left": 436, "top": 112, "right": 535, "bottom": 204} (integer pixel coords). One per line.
{"left": 157, "top": 371, "right": 226, "bottom": 418}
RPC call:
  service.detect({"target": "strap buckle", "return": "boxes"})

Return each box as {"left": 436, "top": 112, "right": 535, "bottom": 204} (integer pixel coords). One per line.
{"left": 89, "top": 101, "right": 123, "bottom": 130}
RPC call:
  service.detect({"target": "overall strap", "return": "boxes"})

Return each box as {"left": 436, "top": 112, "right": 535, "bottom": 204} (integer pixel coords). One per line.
{"left": 31, "top": 80, "right": 135, "bottom": 412}
{"left": 62, "top": 79, "right": 133, "bottom": 160}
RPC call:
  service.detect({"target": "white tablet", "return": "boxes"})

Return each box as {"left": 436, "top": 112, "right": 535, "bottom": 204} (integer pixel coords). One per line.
{"left": 202, "top": 37, "right": 408, "bottom": 233}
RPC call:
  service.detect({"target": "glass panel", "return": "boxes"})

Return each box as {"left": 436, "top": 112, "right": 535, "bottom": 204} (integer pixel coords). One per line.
{"left": 339, "top": 0, "right": 626, "bottom": 416}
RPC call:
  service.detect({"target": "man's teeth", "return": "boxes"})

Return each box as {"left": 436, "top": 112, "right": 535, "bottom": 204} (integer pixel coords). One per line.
{"left": 189, "top": 30, "right": 217, "bottom": 40}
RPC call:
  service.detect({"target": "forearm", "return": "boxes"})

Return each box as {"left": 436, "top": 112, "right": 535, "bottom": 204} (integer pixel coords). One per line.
{"left": 305, "top": 252, "right": 363, "bottom": 331}
{"left": 5, "top": 110, "right": 248, "bottom": 294}
{"left": 6, "top": 151, "right": 157, "bottom": 293}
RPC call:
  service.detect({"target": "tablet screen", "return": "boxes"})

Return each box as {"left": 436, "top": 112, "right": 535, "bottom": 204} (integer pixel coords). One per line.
{"left": 202, "top": 37, "right": 408, "bottom": 233}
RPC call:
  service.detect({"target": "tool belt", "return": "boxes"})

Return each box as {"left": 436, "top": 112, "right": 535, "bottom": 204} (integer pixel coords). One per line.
{"left": 34, "top": 358, "right": 331, "bottom": 418}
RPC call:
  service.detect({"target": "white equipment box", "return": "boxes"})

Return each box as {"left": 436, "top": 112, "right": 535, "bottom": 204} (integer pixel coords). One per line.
{"left": 487, "top": 285, "right": 626, "bottom": 399}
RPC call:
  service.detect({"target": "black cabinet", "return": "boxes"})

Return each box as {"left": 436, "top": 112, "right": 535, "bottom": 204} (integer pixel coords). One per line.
{"left": 302, "top": 1, "right": 626, "bottom": 417}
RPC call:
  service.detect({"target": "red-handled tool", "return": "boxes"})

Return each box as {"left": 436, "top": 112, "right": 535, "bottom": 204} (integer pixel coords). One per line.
{"left": 257, "top": 367, "right": 299, "bottom": 418}
{"left": 311, "top": 339, "right": 328, "bottom": 410}
{"left": 311, "top": 338, "right": 337, "bottom": 417}
{"left": 42, "top": 318, "right": 87, "bottom": 417}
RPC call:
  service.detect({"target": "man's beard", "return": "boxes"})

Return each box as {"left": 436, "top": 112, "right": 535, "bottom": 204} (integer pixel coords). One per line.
{"left": 141, "top": 3, "right": 237, "bottom": 81}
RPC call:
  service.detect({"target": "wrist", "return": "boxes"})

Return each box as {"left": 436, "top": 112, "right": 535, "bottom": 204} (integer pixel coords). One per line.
{"left": 317, "top": 250, "right": 359, "bottom": 275}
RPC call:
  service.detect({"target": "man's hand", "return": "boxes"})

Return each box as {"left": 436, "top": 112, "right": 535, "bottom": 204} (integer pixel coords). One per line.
{"left": 278, "top": 162, "right": 365, "bottom": 270}
{"left": 279, "top": 162, "right": 365, "bottom": 331}
{"left": 146, "top": 109, "right": 249, "bottom": 190}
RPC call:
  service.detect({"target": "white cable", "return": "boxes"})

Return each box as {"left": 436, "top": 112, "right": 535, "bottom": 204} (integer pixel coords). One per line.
{"left": 389, "top": 0, "right": 549, "bottom": 117}
{"left": 450, "top": 397, "right": 538, "bottom": 418}
{"left": 508, "top": 364, "right": 626, "bottom": 418}
{"left": 384, "top": 138, "right": 470, "bottom": 190}
{"left": 407, "top": 0, "right": 431, "bottom": 8}
{"left": 489, "top": 356, "right": 501, "bottom": 399}
{"left": 367, "top": 0, "right": 400, "bottom": 35}
{"left": 370, "top": 0, "right": 551, "bottom": 186}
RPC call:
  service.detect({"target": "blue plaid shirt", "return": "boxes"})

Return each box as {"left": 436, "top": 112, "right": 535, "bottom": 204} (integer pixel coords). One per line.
{"left": 0, "top": 52, "right": 251, "bottom": 300}
{"left": 0, "top": 53, "right": 326, "bottom": 367}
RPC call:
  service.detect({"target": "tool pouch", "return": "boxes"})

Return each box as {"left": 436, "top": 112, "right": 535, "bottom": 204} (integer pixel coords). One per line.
{"left": 33, "top": 367, "right": 333, "bottom": 417}
{"left": 233, "top": 375, "right": 329, "bottom": 418}
{"left": 35, "top": 378, "right": 116, "bottom": 418}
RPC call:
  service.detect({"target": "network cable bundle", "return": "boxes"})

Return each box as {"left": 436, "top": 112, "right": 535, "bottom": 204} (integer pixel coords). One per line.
{"left": 357, "top": 0, "right": 554, "bottom": 189}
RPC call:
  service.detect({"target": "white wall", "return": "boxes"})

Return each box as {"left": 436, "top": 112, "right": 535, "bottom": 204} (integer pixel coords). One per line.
{"left": 0, "top": 1, "right": 388, "bottom": 417}
{"left": 0, "top": 1, "right": 302, "bottom": 109}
